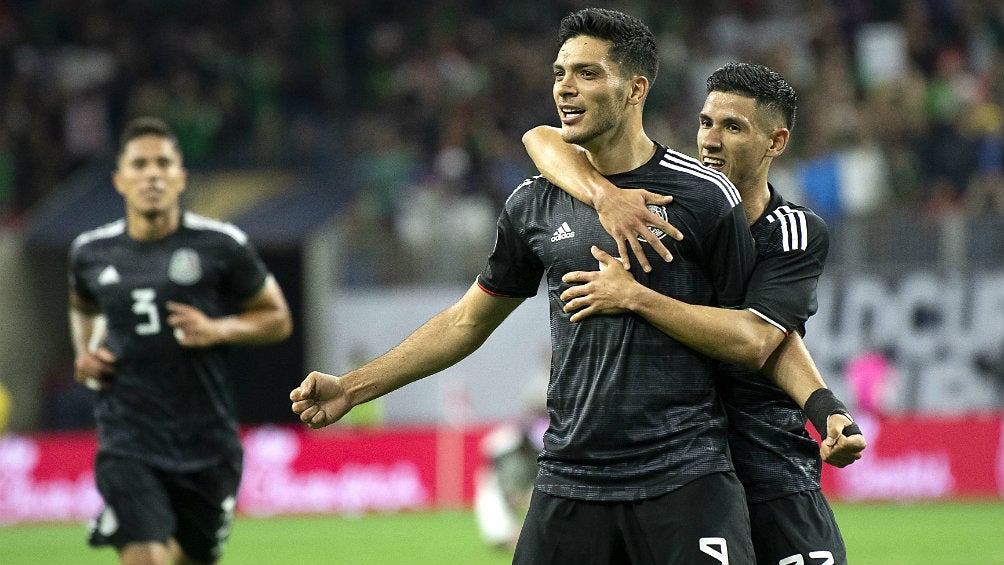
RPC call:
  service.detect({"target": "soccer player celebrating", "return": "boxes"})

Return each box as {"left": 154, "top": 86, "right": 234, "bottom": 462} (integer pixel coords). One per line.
{"left": 293, "top": 8, "right": 760, "bottom": 564}
{"left": 69, "top": 117, "right": 292, "bottom": 565}
{"left": 524, "top": 62, "right": 867, "bottom": 564}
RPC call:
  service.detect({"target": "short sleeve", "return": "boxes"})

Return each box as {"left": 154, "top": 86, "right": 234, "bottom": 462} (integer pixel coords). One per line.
{"left": 744, "top": 206, "right": 829, "bottom": 334}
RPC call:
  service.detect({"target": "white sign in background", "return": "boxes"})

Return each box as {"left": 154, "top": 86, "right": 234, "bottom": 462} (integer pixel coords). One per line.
{"left": 324, "top": 271, "right": 1004, "bottom": 422}
{"left": 807, "top": 270, "right": 1004, "bottom": 414}
{"left": 326, "top": 285, "right": 552, "bottom": 424}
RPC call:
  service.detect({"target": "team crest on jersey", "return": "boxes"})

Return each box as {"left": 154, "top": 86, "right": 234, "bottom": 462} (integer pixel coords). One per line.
{"left": 169, "top": 248, "right": 202, "bottom": 285}
{"left": 641, "top": 204, "right": 670, "bottom": 241}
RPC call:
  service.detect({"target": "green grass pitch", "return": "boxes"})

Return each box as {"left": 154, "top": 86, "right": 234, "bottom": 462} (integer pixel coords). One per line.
{"left": 2, "top": 501, "right": 1001, "bottom": 564}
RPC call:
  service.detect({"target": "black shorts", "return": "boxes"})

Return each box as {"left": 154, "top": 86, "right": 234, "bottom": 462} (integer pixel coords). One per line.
{"left": 89, "top": 451, "right": 242, "bottom": 563}
{"left": 747, "top": 489, "right": 846, "bottom": 565}
{"left": 513, "top": 471, "right": 755, "bottom": 565}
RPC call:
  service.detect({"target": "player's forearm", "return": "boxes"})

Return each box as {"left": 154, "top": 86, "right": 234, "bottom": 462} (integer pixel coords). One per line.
{"left": 69, "top": 309, "right": 97, "bottom": 355}
{"left": 68, "top": 293, "right": 103, "bottom": 355}
{"left": 760, "top": 332, "right": 827, "bottom": 408}
{"left": 522, "top": 126, "right": 615, "bottom": 207}
{"left": 221, "top": 277, "right": 293, "bottom": 344}
{"left": 213, "top": 309, "right": 292, "bottom": 344}
{"left": 339, "top": 328, "right": 478, "bottom": 407}
{"left": 339, "top": 295, "right": 505, "bottom": 407}
{"left": 628, "top": 288, "right": 782, "bottom": 369}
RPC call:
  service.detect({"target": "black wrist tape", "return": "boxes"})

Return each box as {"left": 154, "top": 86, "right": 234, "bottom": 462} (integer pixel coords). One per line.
{"left": 842, "top": 421, "right": 862, "bottom": 436}
{"left": 804, "top": 388, "right": 860, "bottom": 438}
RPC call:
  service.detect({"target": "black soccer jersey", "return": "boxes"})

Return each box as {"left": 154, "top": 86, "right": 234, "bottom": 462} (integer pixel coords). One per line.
{"left": 716, "top": 185, "right": 830, "bottom": 503}
{"left": 69, "top": 212, "right": 271, "bottom": 472}
{"left": 477, "top": 145, "right": 756, "bottom": 501}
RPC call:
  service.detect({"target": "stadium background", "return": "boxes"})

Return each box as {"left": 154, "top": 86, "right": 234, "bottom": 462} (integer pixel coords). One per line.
{"left": 0, "top": 0, "right": 1002, "bottom": 562}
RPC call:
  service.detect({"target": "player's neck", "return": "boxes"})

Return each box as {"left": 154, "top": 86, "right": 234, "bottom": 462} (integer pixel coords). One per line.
{"left": 584, "top": 128, "right": 656, "bottom": 176}
{"left": 739, "top": 181, "right": 771, "bottom": 226}
{"left": 127, "top": 207, "right": 181, "bottom": 241}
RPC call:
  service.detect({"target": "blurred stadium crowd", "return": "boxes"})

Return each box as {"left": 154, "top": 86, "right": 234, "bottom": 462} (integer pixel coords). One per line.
{"left": 0, "top": 1, "right": 1003, "bottom": 434}
{"left": 1, "top": 0, "right": 1002, "bottom": 244}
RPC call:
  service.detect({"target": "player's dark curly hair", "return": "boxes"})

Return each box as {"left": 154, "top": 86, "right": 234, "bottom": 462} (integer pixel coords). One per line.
{"left": 117, "top": 116, "right": 181, "bottom": 160}
{"left": 558, "top": 8, "right": 658, "bottom": 84}
{"left": 706, "top": 62, "right": 798, "bottom": 130}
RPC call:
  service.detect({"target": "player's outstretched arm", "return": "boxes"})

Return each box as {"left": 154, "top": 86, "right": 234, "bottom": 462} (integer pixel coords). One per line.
{"left": 561, "top": 246, "right": 786, "bottom": 370}
{"left": 289, "top": 371, "right": 353, "bottom": 429}
{"left": 167, "top": 275, "right": 293, "bottom": 347}
{"left": 522, "top": 126, "right": 682, "bottom": 272}
{"left": 290, "top": 283, "right": 524, "bottom": 429}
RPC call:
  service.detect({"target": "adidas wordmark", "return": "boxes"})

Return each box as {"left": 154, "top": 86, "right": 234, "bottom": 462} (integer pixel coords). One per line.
{"left": 550, "top": 222, "right": 575, "bottom": 242}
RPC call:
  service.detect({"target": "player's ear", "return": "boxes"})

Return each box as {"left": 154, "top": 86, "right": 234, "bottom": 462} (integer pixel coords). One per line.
{"left": 767, "top": 127, "right": 789, "bottom": 157}
{"left": 112, "top": 170, "right": 125, "bottom": 196}
{"left": 627, "top": 75, "right": 649, "bottom": 107}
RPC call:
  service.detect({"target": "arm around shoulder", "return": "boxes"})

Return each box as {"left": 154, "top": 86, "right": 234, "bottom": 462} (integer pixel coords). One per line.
{"left": 522, "top": 125, "right": 607, "bottom": 206}
{"left": 522, "top": 126, "right": 679, "bottom": 269}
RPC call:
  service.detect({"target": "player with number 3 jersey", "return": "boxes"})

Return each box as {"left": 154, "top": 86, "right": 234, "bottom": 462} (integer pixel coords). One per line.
{"left": 69, "top": 117, "right": 292, "bottom": 565}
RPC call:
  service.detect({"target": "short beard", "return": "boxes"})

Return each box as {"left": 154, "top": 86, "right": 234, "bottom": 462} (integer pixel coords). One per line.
{"left": 559, "top": 99, "right": 621, "bottom": 148}
{"left": 559, "top": 126, "right": 592, "bottom": 147}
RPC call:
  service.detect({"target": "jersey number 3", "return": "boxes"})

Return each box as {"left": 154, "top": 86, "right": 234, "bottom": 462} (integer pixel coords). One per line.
{"left": 131, "top": 288, "right": 161, "bottom": 335}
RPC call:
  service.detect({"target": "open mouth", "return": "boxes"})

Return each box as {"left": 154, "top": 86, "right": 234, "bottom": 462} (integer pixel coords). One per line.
{"left": 560, "top": 106, "right": 584, "bottom": 124}
{"left": 703, "top": 157, "right": 725, "bottom": 171}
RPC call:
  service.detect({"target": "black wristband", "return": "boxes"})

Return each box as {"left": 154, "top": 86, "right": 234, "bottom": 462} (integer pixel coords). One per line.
{"left": 804, "top": 388, "right": 860, "bottom": 438}
{"left": 842, "top": 421, "right": 862, "bottom": 436}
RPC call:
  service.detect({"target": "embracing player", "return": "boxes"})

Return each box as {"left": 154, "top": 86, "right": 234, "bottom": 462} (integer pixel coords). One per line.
{"left": 524, "top": 61, "right": 866, "bottom": 564}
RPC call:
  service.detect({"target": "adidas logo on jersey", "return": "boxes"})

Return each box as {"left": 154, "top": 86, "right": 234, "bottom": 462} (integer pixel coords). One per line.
{"left": 97, "top": 265, "right": 121, "bottom": 285}
{"left": 550, "top": 222, "right": 575, "bottom": 242}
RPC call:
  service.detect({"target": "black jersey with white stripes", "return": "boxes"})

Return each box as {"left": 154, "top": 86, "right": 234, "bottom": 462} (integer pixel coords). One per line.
{"left": 717, "top": 184, "right": 831, "bottom": 502}
{"left": 69, "top": 211, "right": 271, "bottom": 472}
{"left": 742, "top": 185, "right": 829, "bottom": 336}
{"left": 478, "top": 144, "right": 756, "bottom": 501}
